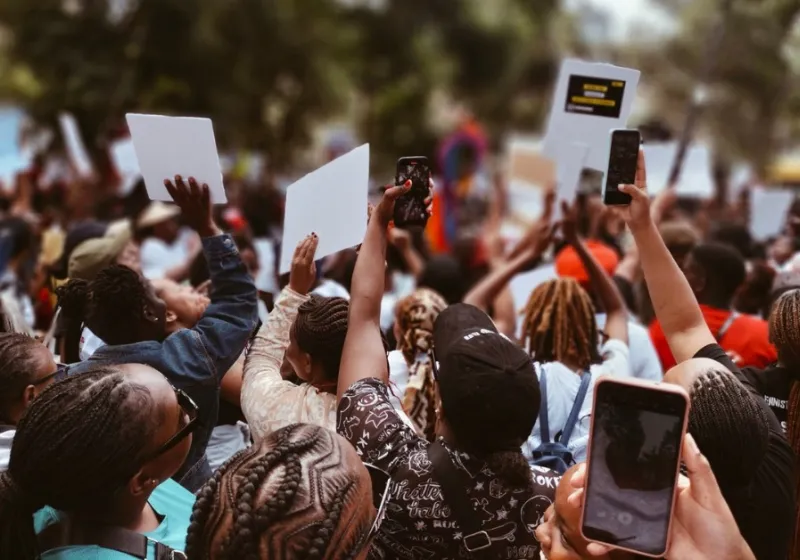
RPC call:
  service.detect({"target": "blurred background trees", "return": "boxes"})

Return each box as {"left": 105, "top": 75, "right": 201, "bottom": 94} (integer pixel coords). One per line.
{"left": 0, "top": 0, "right": 798, "bottom": 174}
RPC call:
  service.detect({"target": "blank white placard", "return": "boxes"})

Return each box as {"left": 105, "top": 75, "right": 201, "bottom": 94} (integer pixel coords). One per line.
{"left": 126, "top": 114, "right": 226, "bottom": 204}
{"left": 59, "top": 113, "right": 94, "bottom": 178}
{"left": 750, "top": 186, "right": 794, "bottom": 241}
{"left": 110, "top": 137, "right": 141, "bottom": 196}
{"left": 280, "top": 144, "right": 370, "bottom": 274}
{"left": 553, "top": 142, "right": 589, "bottom": 223}
{"left": 643, "top": 142, "right": 714, "bottom": 199}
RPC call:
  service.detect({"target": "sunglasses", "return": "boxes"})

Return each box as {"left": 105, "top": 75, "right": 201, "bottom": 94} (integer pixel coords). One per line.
{"left": 359, "top": 463, "right": 393, "bottom": 548}
{"left": 141, "top": 386, "right": 200, "bottom": 462}
{"left": 31, "top": 363, "right": 70, "bottom": 387}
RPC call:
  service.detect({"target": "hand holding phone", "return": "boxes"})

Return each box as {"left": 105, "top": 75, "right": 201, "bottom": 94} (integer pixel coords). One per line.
{"left": 603, "top": 129, "right": 641, "bottom": 206}
{"left": 393, "top": 156, "right": 431, "bottom": 228}
{"left": 581, "top": 378, "right": 689, "bottom": 557}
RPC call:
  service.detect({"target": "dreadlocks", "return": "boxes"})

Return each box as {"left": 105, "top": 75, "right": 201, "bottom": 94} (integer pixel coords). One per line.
{"left": 521, "top": 278, "right": 601, "bottom": 371}
{"left": 0, "top": 366, "right": 158, "bottom": 560}
{"left": 185, "top": 423, "right": 374, "bottom": 560}
{"left": 396, "top": 288, "right": 447, "bottom": 441}
{"left": 291, "top": 295, "right": 349, "bottom": 380}
{"left": 0, "top": 333, "right": 48, "bottom": 422}
{"left": 56, "top": 264, "right": 151, "bottom": 346}
{"left": 769, "top": 290, "right": 800, "bottom": 559}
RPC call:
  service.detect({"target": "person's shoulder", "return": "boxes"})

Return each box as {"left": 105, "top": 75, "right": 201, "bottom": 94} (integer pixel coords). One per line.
{"left": 150, "top": 478, "right": 196, "bottom": 512}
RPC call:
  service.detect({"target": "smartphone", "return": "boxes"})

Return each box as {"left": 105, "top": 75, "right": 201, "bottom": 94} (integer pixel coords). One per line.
{"left": 602, "top": 129, "right": 641, "bottom": 206}
{"left": 581, "top": 378, "right": 689, "bottom": 558}
{"left": 394, "top": 156, "right": 430, "bottom": 228}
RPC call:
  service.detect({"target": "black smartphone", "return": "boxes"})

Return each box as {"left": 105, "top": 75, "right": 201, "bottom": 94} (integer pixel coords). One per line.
{"left": 394, "top": 156, "right": 430, "bottom": 228}
{"left": 602, "top": 129, "right": 641, "bottom": 206}
{"left": 581, "top": 378, "right": 689, "bottom": 558}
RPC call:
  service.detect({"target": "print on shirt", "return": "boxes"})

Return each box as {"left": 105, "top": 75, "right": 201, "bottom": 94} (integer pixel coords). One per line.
{"left": 337, "top": 378, "right": 561, "bottom": 560}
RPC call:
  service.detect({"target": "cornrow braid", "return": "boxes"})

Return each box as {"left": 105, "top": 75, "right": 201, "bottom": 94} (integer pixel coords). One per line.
{"left": 0, "top": 366, "right": 158, "bottom": 560}
{"left": 186, "top": 424, "right": 374, "bottom": 560}
{"left": 772, "top": 290, "right": 800, "bottom": 559}
{"left": 292, "top": 295, "right": 349, "bottom": 380}
{"left": 521, "top": 278, "right": 601, "bottom": 371}
{"left": 0, "top": 333, "right": 49, "bottom": 421}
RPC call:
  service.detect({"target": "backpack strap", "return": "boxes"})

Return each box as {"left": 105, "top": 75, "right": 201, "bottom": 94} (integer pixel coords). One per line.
{"left": 716, "top": 312, "right": 739, "bottom": 342}
{"left": 427, "top": 440, "right": 492, "bottom": 559}
{"left": 37, "top": 518, "right": 186, "bottom": 560}
{"left": 559, "top": 371, "right": 592, "bottom": 446}
{"left": 537, "top": 365, "right": 550, "bottom": 444}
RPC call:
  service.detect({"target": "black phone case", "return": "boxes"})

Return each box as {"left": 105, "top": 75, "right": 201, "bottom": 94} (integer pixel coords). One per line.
{"left": 604, "top": 132, "right": 640, "bottom": 206}
{"left": 394, "top": 158, "right": 430, "bottom": 227}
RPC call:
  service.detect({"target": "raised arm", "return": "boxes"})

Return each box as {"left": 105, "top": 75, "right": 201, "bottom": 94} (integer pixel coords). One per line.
{"left": 561, "top": 201, "right": 628, "bottom": 345}
{"left": 338, "top": 181, "right": 420, "bottom": 400}
{"left": 614, "top": 152, "right": 715, "bottom": 363}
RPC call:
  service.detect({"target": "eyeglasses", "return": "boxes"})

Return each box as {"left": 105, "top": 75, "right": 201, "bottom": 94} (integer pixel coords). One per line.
{"left": 31, "top": 363, "right": 69, "bottom": 387}
{"left": 142, "top": 386, "right": 199, "bottom": 462}
{"left": 359, "top": 463, "right": 393, "bottom": 548}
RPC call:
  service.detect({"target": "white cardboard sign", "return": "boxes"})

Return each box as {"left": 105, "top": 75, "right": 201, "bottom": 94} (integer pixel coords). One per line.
{"left": 279, "top": 144, "right": 370, "bottom": 274}
{"left": 552, "top": 142, "right": 589, "bottom": 223}
{"left": 543, "top": 60, "right": 640, "bottom": 172}
{"left": 59, "top": 112, "right": 94, "bottom": 178}
{"left": 643, "top": 142, "right": 713, "bottom": 199}
{"left": 750, "top": 186, "right": 794, "bottom": 241}
{"left": 110, "top": 137, "right": 141, "bottom": 196}
{"left": 126, "top": 113, "right": 226, "bottom": 204}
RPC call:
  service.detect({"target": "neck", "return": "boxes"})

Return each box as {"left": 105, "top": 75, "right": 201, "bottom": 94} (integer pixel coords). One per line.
{"left": 73, "top": 494, "right": 157, "bottom": 533}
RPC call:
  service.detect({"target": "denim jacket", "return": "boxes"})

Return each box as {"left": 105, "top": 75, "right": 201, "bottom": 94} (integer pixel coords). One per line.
{"left": 67, "top": 234, "right": 258, "bottom": 492}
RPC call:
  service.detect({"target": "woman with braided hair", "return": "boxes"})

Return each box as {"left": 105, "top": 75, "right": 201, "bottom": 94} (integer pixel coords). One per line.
{"left": 185, "top": 423, "right": 380, "bottom": 560}
{"left": 389, "top": 287, "right": 447, "bottom": 440}
{"left": 243, "top": 234, "right": 355, "bottom": 443}
{"left": 0, "top": 363, "right": 198, "bottom": 559}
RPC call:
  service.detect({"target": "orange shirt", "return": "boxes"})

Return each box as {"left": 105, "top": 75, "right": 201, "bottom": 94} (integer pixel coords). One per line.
{"left": 649, "top": 305, "right": 777, "bottom": 370}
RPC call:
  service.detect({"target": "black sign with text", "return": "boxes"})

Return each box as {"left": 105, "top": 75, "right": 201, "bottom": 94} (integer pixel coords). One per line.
{"left": 564, "top": 75, "right": 626, "bottom": 119}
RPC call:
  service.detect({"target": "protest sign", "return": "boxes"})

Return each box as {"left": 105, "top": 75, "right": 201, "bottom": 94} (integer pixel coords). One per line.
{"left": 126, "top": 114, "right": 226, "bottom": 203}
{"left": 110, "top": 137, "right": 141, "bottom": 196}
{"left": 543, "top": 60, "right": 640, "bottom": 172}
{"left": 280, "top": 144, "right": 370, "bottom": 274}
{"left": 59, "top": 112, "right": 94, "bottom": 178}
{"left": 750, "top": 186, "right": 794, "bottom": 241}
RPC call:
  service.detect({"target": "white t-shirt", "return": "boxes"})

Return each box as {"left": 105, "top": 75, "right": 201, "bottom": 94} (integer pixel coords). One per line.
{"left": 312, "top": 279, "right": 350, "bottom": 300}
{"left": 595, "top": 314, "right": 662, "bottom": 382}
{"left": 0, "top": 427, "right": 13, "bottom": 471}
{"left": 140, "top": 228, "right": 196, "bottom": 280}
{"left": 521, "top": 339, "right": 630, "bottom": 463}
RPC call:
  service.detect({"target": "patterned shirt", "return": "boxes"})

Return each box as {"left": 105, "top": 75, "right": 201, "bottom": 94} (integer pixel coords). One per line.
{"left": 338, "top": 378, "right": 561, "bottom": 560}
{"left": 242, "top": 287, "right": 338, "bottom": 443}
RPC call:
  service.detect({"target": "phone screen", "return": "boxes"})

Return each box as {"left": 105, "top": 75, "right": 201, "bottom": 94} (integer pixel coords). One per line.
{"left": 582, "top": 381, "right": 687, "bottom": 556}
{"left": 603, "top": 130, "right": 640, "bottom": 205}
{"left": 394, "top": 157, "right": 430, "bottom": 227}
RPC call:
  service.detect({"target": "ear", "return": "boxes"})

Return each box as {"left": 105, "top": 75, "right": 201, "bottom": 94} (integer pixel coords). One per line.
{"left": 302, "top": 352, "right": 313, "bottom": 376}
{"left": 128, "top": 468, "right": 157, "bottom": 498}
{"left": 21, "top": 385, "right": 36, "bottom": 409}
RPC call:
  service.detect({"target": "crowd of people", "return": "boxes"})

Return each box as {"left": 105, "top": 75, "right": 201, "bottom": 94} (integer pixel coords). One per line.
{"left": 0, "top": 145, "right": 794, "bottom": 560}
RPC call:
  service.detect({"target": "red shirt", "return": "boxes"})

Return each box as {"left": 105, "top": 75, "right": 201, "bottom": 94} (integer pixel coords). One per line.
{"left": 649, "top": 305, "right": 777, "bottom": 370}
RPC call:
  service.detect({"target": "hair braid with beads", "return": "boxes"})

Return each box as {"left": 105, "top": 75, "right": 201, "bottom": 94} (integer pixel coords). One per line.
{"left": 185, "top": 424, "right": 374, "bottom": 560}
{"left": 769, "top": 290, "right": 800, "bottom": 559}
{"left": 291, "top": 295, "right": 350, "bottom": 380}
{"left": 521, "top": 278, "right": 602, "bottom": 371}
{"left": 0, "top": 366, "right": 158, "bottom": 560}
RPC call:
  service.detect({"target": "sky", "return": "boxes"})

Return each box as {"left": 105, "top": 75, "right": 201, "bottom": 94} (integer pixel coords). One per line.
{"left": 569, "top": 0, "right": 678, "bottom": 42}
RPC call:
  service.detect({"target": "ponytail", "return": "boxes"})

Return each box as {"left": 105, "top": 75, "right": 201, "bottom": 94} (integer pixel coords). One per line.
{"left": 55, "top": 279, "right": 90, "bottom": 364}
{"left": 486, "top": 451, "right": 532, "bottom": 489}
{"left": 0, "top": 470, "right": 40, "bottom": 559}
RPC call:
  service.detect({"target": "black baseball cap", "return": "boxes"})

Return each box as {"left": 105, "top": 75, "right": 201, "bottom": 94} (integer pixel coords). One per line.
{"left": 432, "top": 304, "right": 539, "bottom": 455}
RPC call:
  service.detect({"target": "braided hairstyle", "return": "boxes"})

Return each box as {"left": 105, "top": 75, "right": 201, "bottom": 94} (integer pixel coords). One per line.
{"left": 0, "top": 333, "right": 50, "bottom": 422}
{"left": 0, "top": 366, "right": 159, "bottom": 560}
{"left": 185, "top": 423, "right": 374, "bottom": 560}
{"left": 395, "top": 288, "right": 447, "bottom": 440}
{"left": 769, "top": 290, "right": 800, "bottom": 558}
{"left": 56, "top": 264, "right": 153, "bottom": 347}
{"left": 521, "top": 278, "right": 601, "bottom": 371}
{"left": 291, "top": 295, "right": 349, "bottom": 380}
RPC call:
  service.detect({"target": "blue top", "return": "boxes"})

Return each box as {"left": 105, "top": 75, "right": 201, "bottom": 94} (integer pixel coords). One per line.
{"left": 67, "top": 234, "right": 259, "bottom": 491}
{"left": 34, "top": 479, "right": 193, "bottom": 559}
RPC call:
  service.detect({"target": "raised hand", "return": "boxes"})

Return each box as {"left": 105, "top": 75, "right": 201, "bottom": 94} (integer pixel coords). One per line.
{"left": 560, "top": 200, "right": 580, "bottom": 245}
{"left": 164, "top": 175, "right": 219, "bottom": 238}
{"left": 288, "top": 234, "right": 319, "bottom": 295}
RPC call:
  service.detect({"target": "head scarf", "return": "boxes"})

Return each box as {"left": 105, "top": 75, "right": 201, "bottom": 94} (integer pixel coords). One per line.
{"left": 395, "top": 288, "right": 447, "bottom": 440}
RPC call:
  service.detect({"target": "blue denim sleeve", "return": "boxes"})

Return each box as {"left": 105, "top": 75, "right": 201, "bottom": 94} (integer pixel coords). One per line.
{"left": 160, "top": 234, "right": 258, "bottom": 386}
